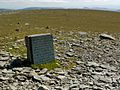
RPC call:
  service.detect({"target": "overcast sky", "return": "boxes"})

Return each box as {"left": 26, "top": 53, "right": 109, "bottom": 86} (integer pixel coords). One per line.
{"left": 0, "top": 0, "right": 120, "bottom": 9}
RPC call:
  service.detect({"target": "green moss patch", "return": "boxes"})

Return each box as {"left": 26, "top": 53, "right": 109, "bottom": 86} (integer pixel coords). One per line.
{"left": 31, "top": 60, "right": 60, "bottom": 70}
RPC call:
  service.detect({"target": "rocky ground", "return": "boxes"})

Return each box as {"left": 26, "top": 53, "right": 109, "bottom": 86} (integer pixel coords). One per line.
{"left": 0, "top": 31, "right": 120, "bottom": 90}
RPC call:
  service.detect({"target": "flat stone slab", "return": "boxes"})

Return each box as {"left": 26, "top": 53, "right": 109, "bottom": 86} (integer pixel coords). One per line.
{"left": 99, "top": 33, "right": 115, "bottom": 40}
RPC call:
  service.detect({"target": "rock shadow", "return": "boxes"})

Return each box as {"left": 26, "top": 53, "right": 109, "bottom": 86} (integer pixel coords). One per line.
{"left": 7, "top": 57, "right": 31, "bottom": 69}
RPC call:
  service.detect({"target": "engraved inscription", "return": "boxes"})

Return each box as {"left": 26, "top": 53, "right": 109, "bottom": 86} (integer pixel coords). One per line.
{"left": 25, "top": 34, "right": 55, "bottom": 64}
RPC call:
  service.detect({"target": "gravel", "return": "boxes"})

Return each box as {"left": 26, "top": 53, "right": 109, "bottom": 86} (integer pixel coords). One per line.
{"left": 0, "top": 31, "right": 120, "bottom": 90}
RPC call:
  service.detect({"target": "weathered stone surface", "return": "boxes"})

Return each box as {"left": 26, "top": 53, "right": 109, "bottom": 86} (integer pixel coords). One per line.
{"left": 0, "top": 61, "right": 6, "bottom": 68}
{"left": 0, "top": 77, "right": 9, "bottom": 81}
{"left": 37, "top": 85, "right": 49, "bottom": 90}
{"left": 75, "top": 61, "right": 84, "bottom": 65}
{"left": 87, "top": 62, "right": 99, "bottom": 67}
{"left": 54, "top": 86, "right": 63, "bottom": 90}
{"left": 79, "top": 31, "right": 87, "bottom": 35}
{"left": 65, "top": 52, "right": 74, "bottom": 57}
{"left": 38, "top": 68, "right": 48, "bottom": 75}
{"left": 55, "top": 71, "right": 67, "bottom": 75}
{"left": 0, "top": 56, "right": 9, "bottom": 61}
{"left": 12, "top": 67, "right": 23, "bottom": 72}
{"left": 25, "top": 23, "right": 30, "bottom": 26}
{"left": 69, "top": 84, "right": 79, "bottom": 89}
{"left": 98, "top": 76, "right": 112, "bottom": 83}
{"left": 15, "top": 75, "right": 27, "bottom": 82}
{"left": 40, "top": 75, "right": 50, "bottom": 82}
{"left": 33, "top": 75, "right": 41, "bottom": 82}
{"left": 57, "top": 75, "right": 66, "bottom": 81}
{"left": 9, "top": 85, "right": 17, "bottom": 90}
{"left": 99, "top": 33, "right": 115, "bottom": 40}
{"left": 2, "top": 69, "right": 14, "bottom": 74}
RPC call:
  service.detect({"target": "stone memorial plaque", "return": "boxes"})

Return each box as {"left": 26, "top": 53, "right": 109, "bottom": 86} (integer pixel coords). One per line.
{"left": 25, "top": 33, "right": 55, "bottom": 64}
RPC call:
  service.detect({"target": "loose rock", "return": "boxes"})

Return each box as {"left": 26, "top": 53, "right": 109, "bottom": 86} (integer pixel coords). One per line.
{"left": 99, "top": 33, "right": 115, "bottom": 40}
